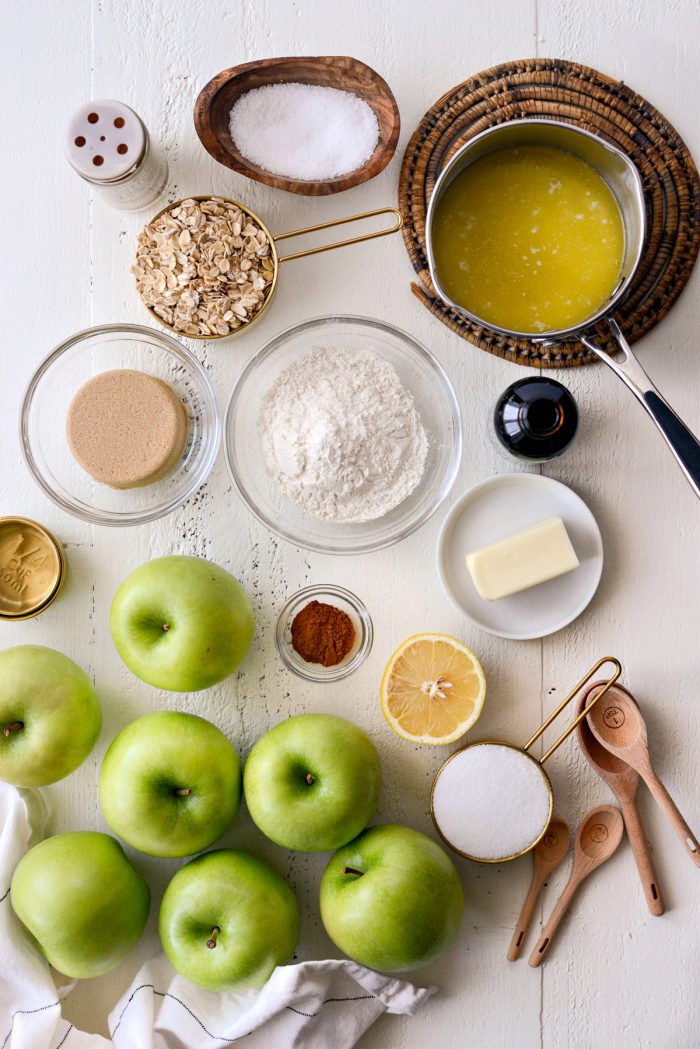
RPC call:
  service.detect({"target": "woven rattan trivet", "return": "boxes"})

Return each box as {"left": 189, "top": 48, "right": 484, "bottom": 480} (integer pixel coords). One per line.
{"left": 399, "top": 58, "right": 700, "bottom": 367}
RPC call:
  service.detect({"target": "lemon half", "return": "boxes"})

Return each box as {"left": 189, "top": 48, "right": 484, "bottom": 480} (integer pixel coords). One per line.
{"left": 380, "top": 633, "right": 486, "bottom": 745}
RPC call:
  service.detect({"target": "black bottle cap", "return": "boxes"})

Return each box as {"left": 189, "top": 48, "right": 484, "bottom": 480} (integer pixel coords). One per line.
{"left": 494, "top": 377, "right": 578, "bottom": 462}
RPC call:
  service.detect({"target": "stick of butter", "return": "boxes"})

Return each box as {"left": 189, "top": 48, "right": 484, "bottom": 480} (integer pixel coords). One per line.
{"left": 466, "top": 517, "right": 580, "bottom": 601}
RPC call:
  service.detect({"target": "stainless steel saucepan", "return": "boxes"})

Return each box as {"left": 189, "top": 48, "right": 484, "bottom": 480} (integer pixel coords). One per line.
{"left": 425, "top": 119, "right": 700, "bottom": 499}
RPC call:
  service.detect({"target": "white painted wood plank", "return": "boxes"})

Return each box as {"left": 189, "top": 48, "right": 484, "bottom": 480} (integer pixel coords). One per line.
{"left": 2, "top": 0, "right": 698, "bottom": 1046}
{"left": 0, "top": 0, "right": 97, "bottom": 870}
{"left": 537, "top": 2, "right": 700, "bottom": 1048}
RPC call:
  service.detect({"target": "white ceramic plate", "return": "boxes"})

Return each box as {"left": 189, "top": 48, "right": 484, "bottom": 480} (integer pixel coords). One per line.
{"left": 437, "top": 474, "right": 603, "bottom": 640}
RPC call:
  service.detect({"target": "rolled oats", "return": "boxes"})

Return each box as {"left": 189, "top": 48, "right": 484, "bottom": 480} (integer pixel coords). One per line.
{"left": 132, "top": 197, "right": 275, "bottom": 337}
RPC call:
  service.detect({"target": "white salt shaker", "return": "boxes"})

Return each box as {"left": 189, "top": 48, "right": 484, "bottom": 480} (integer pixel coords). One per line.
{"left": 65, "top": 100, "right": 168, "bottom": 211}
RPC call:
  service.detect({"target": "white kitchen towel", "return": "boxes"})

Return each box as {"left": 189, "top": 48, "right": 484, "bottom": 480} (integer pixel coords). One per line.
{"left": 0, "top": 783, "right": 435, "bottom": 1049}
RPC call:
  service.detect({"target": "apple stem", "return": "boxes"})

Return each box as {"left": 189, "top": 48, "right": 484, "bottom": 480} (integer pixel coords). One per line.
{"left": 206, "top": 926, "right": 220, "bottom": 949}
{"left": 162, "top": 623, "right": 170, "bottom": 632}
{"left": 342, "top": 866, "right": 364, "bottom": 877}
{"left": 305, "top": 773, "right": 315, "bottom": 785}
{"left": 2, "top": 721, "right": 23, "bottom": 738}
{"left": 175, "top": 788, "right": 192, "bottom": 796}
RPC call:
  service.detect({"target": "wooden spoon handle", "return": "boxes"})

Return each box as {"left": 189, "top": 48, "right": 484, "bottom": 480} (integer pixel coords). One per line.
{"left": 620, "top": 797, "right": 665, "bottom": 915}
{"left": 507, "top": 871, "right": 545, "bottom": 961}
{"left": 642, "top": 766, "right": 700, "bottom": 867}
{"left": 528, "top": 876, "right": 580, "bottom": 967}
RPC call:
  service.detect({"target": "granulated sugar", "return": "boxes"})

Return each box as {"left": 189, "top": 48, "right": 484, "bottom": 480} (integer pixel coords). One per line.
{"left": 432, "top": 743, "right": 552, "bottom": 861}
{"left": 228, "top": 82, "right": 380, "bottom": 181}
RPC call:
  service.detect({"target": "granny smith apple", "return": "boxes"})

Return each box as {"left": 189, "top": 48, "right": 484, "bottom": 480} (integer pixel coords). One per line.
{"left": 0, "top": 645, "right": 101, "bottom": 787}
{"left": 320, "top": 823, "right": 464, "bottom": 972}
{"left": 159, "top": 849, "right": 299, "bottom": 992}
{"left": 99, "top": 711, "right": 242, "bottom": 858}
{"left": 110, "top": 555, "right": 254, "bottom": 692}
{"left": 10, "top": 831, "right": 150, "bottom": 979}
{"left": 243, "top": 713, "right": 381, "bottom": 851}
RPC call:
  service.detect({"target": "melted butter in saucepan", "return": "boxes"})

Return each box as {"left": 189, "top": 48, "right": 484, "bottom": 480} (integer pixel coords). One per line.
{"left": 431, "top": 145, "right": 625, "bottom": 333}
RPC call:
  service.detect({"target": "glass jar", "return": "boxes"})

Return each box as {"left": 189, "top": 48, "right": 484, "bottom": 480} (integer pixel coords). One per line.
{"left": 494, "top": 376, "right": 578, "bottom": 463}
{"left": 65, "top": 100, "right": 168, "bottom": 211}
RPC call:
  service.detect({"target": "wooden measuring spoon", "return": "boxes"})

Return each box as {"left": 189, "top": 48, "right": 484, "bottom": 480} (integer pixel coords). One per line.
{"left": 586, "top": 685, "right": 700, "bottom": 867}
{"left": 507, "top": 817, "right": 570, "bottom": 961}
{"left": 576, "top": 682, "right": 664, "bottom": 915}
{"left": 528, "top": 805, "right": 624, "bottom": 967}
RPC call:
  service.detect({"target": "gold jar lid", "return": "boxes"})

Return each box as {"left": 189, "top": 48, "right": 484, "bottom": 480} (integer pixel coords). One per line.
{"left": 0, "top": 517, "right": 65, "bottom": 620}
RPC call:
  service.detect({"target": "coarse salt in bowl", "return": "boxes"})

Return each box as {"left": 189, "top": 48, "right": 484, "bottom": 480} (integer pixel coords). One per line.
{"left": 229, "top": 82, "right": 380, "bottom": 182}
{"left": 194, "top": 57, "right": 400, "bottom": 197}
{"left": 431, "top": 742, "right": 553, "bottom": 863}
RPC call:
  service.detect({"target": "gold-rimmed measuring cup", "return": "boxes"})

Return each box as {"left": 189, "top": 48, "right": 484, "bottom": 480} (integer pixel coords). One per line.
{"left": 430, "top": 656, "right": 622, "bottom": 863}
{"left": 136, "top": 196, "right": 403, "bottom": 340}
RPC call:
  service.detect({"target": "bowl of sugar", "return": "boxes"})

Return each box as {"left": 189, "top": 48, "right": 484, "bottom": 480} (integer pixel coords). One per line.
{"left": 431, "top": 656, "right": 622, "bottom": 863}
{"left": 431, "top": 741, "right": 554, "bottom": 863}
{"left": 194, "top": 56, "right": 400, "bottom": 195}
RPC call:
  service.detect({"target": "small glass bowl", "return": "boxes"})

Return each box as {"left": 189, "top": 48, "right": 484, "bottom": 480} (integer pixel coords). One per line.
{"left": 275, "top": 584, "right": 373, "bottom": 682}
{"left": 20, "top": 324, "right": 220, "bottom": 527}
{"left": 224, "top": 315, "right": 462, "bottom": 555}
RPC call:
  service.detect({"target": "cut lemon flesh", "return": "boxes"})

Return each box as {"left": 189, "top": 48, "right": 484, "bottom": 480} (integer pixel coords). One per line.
{"left": 380, "top": 633, "right": 486, "bottom": 745}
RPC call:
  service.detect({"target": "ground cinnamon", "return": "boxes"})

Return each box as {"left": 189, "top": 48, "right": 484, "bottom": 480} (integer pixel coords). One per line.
{"left": 290, "top": 600, "right": 356, "bottom": 667}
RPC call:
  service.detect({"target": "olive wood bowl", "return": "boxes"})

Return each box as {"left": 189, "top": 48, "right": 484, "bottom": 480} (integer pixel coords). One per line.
{"left": 193, "top": 55, "right": 400, "bottom": 196}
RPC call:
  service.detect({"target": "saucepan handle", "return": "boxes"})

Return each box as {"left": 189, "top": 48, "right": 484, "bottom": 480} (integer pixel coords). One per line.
{"left": 642, "top": 392, "right": 700, "bottom": 499}
{"left": 580, "top": 319, "right": 700, "bottom": 500}
{"left": 275, "top": 208, "right": 403, "bottom": 263}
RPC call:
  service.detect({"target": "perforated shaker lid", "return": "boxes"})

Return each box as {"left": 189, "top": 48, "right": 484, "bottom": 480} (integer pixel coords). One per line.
{"left": 66, "top": 100, "right": 146, "bottom": 182}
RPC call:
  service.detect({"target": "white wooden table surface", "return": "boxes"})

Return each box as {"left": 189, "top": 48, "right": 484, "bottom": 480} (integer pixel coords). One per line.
{"left": 3, "top": 1, "right": 699, "bottom": 1046}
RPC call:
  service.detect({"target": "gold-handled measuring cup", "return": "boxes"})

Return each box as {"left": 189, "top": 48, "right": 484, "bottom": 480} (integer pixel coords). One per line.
{"left": 424, "top": 119, "right": 700, "bottom": 499}
{"left": 136, "top": 196, "right": 403, "bottom": 340}
{"left": 430, "top": 656, "right": 621, "bottom": 863}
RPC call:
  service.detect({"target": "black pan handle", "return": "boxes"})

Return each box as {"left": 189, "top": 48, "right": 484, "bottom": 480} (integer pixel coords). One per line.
{"left": 643, "top": 392, "right": 700, "bottom": 497}
{"left": 580, "top": 319, "right": 700, "bottom": 501}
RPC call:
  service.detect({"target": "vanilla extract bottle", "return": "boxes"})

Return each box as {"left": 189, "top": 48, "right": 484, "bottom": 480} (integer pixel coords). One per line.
{"left": 494, "top": 377, "right": 578, "bottom": 462}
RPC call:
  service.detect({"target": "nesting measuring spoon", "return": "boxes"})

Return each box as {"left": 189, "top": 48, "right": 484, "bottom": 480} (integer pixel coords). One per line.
{"left": 507, "top": 816, "right": 570, "bottom": 961}
{"left": 587, "top": 687, "right": 700, "bottom": 867}
{"left": 528, "top": 805, "right": 625, "bottom": 967}
{"left": 577, "top": 682, "right": 664, "bottom": 915}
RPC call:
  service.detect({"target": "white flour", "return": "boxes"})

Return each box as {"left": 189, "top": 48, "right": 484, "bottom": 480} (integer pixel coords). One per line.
{"left": 260, "top": 346, "right": 428, "bottom": 523}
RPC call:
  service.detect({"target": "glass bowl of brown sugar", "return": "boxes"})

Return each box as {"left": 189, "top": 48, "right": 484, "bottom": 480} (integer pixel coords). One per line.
{"left": 275, "top": 584, "right": 373, "bottom": 682}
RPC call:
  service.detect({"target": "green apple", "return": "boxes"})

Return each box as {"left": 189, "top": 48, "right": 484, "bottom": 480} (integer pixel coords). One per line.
{"left": 159, "top": 849, "right": 299, "bottom": 992}
{"left": 0, "top": 645, "right": 101, "bottom": 787}
{"left": 110, "top": 555, "right": 254, "bottom": 692}
{"left": 243, "top": 713, "right": 381, "bottom": 852}
{"left": 320, "top": 823, "right": 464, "bottom": 972}
{"left": 99, "top": 711, "right": 242, "bottom": 858}
{"left": 10, "top": 831, "right": 150, "bottom": 978}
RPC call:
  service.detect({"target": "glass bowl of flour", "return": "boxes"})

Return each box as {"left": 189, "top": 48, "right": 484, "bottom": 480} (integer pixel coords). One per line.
{"left": 225, "top": 315, "right": 462, "bottom": 554}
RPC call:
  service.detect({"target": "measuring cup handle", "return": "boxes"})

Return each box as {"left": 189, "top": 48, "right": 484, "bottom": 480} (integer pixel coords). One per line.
{"left": 525, "top": 657, "right": 621, "bottom": 764}
{"left": 275, "top": 208, "right": 403, "bottom": 263}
